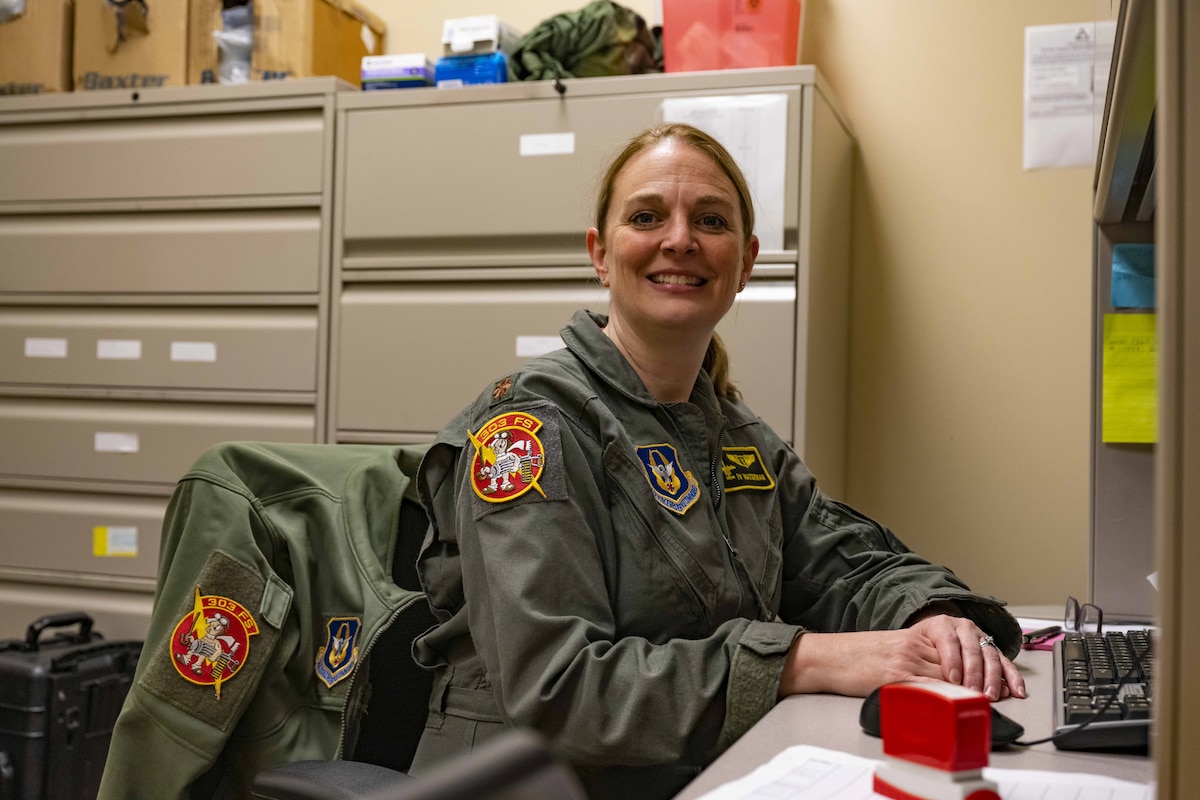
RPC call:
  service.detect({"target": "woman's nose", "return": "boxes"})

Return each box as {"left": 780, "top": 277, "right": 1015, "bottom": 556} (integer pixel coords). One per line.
{"left": 660, "top": 215, "right": 697, "bottom": 254}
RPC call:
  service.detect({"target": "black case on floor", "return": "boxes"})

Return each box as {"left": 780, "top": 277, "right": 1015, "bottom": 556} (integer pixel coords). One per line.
{"left": 0, "top": 613, "right": 142, "bottom": 800}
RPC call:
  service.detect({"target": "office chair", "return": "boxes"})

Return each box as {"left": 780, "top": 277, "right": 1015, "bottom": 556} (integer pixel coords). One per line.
{"left": 372, "top": 728, "right": 588, "bottom": 800}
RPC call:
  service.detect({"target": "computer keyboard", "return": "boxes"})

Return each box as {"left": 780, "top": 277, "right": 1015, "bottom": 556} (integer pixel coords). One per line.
{"left": 1051, "top": 629, "right": 1154, "bottom": 751}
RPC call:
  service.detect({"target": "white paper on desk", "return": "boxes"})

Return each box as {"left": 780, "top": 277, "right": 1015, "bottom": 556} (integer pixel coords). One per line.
{"left": 661, "top": 94, "right": 787, "bottom": 252}
{"left": 1023, "top": 22, "right": 1117, "bottom": 170}
{"left": 694, "top": 744, "right": 1152, "bottom": 800}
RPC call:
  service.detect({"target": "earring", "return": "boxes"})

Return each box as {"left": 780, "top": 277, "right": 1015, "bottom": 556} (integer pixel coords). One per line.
{"left": 738, "top": 281, "right": 746, "bottom": 291}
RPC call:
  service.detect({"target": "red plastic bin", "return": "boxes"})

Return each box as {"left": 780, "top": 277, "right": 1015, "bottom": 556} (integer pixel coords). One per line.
{"left": 662, "top": 0, "right": 802, "bottom": 73}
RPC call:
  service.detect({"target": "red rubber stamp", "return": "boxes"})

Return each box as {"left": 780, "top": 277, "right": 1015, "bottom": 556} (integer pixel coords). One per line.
{"left": 873, "top": 682, "right": 1001, "bottom": 800}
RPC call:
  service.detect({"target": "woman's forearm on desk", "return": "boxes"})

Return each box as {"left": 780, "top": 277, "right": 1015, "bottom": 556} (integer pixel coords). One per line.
{"left": 777, "top": 616, "right": 1027, "bottom": 701}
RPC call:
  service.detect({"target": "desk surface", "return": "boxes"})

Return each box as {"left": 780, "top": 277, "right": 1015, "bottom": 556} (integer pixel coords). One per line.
{"left": 675, "top": 648, "right": 1153, "bottom": 799}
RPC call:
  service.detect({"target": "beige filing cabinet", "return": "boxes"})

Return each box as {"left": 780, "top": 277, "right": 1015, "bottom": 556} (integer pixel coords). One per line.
{"left": 331, "top": 67, "right": 854, "bottom": 495}
{"left": 0, "top": 80, "right": 346, "bottom": 641}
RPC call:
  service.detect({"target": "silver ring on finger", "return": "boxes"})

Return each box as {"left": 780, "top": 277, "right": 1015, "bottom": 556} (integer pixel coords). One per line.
{"left": 979, "top": 634, "right": 997, "bottom": 650}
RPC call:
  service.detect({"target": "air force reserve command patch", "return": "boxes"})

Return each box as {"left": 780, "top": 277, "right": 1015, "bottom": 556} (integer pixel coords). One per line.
{"left": 315, "top": 616, "right": 362, "bottom": 688}
{"left": 170, "top": 586, "right": 259, "bottom": 700}
{"left": 469, "top": 410, "right": 548, "bottom": 503}
{"left": 636, "top": 443, "right": 700, "bottom": 515}
{"left": 720, "top": 446, "right": 776, "bottom": 492}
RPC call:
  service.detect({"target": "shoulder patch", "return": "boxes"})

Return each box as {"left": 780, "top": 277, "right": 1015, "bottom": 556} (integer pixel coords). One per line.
{"left": 169, "top": 586, "right": 259, "bottom": 700}
{"left": 636, "top": 443, "right": 700, "bottom": 515}
{"left": 720, "top": 446, "right": 776, "bottom": 492}
{"left": 315, "top": 616, "right": 362, "bottom": 688}
{"left": 469, "top": 410, "right": 549, "bottom": 503}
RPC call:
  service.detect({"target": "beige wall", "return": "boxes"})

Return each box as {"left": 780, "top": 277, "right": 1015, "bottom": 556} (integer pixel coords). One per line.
{"left": 368, "top": 0, "right": 1116, "bottom": 606}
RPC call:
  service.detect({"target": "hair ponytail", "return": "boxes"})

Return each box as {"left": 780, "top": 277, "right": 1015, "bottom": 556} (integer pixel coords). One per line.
{"left": 703, "top": 333, "right": 741, "bottom": 401}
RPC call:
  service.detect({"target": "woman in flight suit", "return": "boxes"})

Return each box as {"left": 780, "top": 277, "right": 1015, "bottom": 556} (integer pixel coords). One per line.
{"left": 409, "top": 123, "right": 1026, "bottom": 799}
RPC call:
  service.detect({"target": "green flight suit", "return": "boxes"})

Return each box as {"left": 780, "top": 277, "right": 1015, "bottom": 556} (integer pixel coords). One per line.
{"left": 98, "top": 442, "right": 428, "bottom": 799}
{"left": 410, "top": 310, "right": 1021, "bottom": 799}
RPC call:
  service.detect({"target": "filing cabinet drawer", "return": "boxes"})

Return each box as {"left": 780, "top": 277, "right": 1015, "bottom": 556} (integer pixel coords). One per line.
{"left": 0, "top": 398, "right": 315, "bottom": 486}
{"left": 336, "top": 280, "right": 795, "bottom": 439}
{"left": 2, "top": 306, "right": 319, "bottom": 392}
{"left": 0, "top": 210, "right": 321, "bottom": 294}
{"left": 340, "top": 84, "right": 801, "bottom": 259}
{"left": 0, "top": 110, "right": 325, "bottom": 204}
{"left": 0, "top": 581, "right": 153, "bottom": 641}
{"left": 0, "top": 488, "right": 166, "bottom": 582}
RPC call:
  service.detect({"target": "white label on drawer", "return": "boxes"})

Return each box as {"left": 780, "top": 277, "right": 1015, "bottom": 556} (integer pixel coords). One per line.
{"left": 171, "top": 341, "right": 217, "bottom": 362}
{"left": 94, "top": 432, "right": 139, "bottom": 453}
{"left": 519, "top": 132, "right": 575, "bottom": 157}
{"left": 24, "top": 337, "right": 67, "bottom": 358}
{"left": 515, "top": 335, "right": 565, "bottom": 357}
{"left": 97, "top": 339, "right": 142, "bottom": 360}
{"left": 93, "top": 526, "right": 138, "bottom": 557}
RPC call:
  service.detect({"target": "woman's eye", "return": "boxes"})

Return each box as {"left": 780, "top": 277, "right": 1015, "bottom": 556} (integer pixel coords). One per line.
{"left": 698, "top": 214, "right": 728, "bottom": 229}
{"left": 630, "top": 211, "right": 656, "bottom": 225}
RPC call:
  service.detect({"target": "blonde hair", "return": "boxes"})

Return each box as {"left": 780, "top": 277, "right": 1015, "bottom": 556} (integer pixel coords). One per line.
{"left": 594, "top": 123, "right": 753, "bottom": 401}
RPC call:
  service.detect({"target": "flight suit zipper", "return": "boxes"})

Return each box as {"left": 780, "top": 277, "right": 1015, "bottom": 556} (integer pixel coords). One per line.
{"left": 710, "top": 429, "right": 774, "bottom": 621}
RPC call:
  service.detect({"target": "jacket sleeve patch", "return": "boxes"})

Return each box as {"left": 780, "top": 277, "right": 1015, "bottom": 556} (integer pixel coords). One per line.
{"left": 720, "top": 446, "right": 776, "bottom": 492}
{"left": 139, "top": 550, "right": 280, "bottom": 732}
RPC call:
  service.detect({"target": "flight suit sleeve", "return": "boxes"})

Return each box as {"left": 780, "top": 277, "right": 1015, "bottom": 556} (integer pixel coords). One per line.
{"left": 420, "top": 402, "right": 802, "bottom": 767}
{"left": 771, "top": 444, "right": 1022, "bottom": 658}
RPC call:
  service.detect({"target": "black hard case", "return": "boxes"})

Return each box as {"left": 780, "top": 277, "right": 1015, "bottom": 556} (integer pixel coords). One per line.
{"left": 0, "top": 613, "right": 141, "bottom": 800}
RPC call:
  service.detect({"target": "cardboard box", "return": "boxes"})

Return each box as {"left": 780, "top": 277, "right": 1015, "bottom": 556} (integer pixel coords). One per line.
{"left": 361, "top": 53, "right": 433, "bottom": 91}
{"left": 0, "top": 0, "right": 74, "bottom": 94}
{"left": 188, "top": 0, "right": 222, "bottom": 85}
{"left": 441, "top": 14, "right": 521, "bottom": 57}
{"left": 251, "top": 0, "right": 386, "bottom": 84}
{"left": 74, "top": 0, "right": 189, "bottom": 91}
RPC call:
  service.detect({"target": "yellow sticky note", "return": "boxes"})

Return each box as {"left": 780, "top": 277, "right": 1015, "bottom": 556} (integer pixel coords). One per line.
{"left": 1102, "top": 313, "right": 1157, "bottom": 443}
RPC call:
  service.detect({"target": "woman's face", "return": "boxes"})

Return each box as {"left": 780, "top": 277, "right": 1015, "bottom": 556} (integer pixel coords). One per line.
{"left": 588, "top": 139, "right": 758, "bottom": 344}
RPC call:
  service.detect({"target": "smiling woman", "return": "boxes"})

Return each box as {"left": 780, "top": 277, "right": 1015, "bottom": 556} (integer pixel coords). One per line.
{"left": 407, "top": 122, "right": 1025, "bottom": 800}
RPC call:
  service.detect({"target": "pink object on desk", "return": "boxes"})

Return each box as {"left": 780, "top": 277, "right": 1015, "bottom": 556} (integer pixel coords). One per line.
{"left": 1021, "top": 626, "right": 1066, "bottom": 651}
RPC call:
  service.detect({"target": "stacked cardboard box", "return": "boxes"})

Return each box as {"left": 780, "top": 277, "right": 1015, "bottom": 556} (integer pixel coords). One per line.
{"left": 0, "top": 0, "right": 74, "bottom": 94}
{"left": 0, "top": 0, "right": 387, "bottom": 93}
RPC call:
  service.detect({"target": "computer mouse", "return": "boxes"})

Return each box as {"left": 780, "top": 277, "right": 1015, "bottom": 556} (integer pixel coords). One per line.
{"left": 859, "top": 685, "right": 1025, "bottom": 749}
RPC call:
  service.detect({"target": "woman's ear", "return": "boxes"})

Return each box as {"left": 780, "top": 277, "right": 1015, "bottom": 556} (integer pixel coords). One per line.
{"left": 587, "top": 228, "right": 610, "bottom": 287}
{"left": 740, "top": 234, "right": 760, "bottom": 288}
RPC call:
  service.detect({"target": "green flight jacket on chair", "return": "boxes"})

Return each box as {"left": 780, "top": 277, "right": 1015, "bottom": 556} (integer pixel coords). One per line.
{"left": 97, "top": 441, "right": 430, "bottom": 800}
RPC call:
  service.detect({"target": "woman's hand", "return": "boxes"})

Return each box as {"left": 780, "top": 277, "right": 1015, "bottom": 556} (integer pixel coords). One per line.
{"left": 778, "top": 615, "right": 1026, "bottom": 701}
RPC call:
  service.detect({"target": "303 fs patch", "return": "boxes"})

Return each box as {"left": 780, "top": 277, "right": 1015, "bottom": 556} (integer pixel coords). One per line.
{"left": 170, "top": 586, "right": 259, "bottom": 700}
{"left": 469, "top": 411, "right": 548, "bottom": 503}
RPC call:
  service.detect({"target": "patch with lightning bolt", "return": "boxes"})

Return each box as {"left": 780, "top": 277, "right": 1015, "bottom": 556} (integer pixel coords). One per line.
{"left": 636, "top": 444, "right": 700, "bottom": 515}
{"left": 169, "top": 586, "right": 259, "bottom": 700}
{"left": 315, "top": 616, "right": 362, "bottom": 688}
{"left": 719, "top": 446, "right": 776, "bottom": 492}
{"left": 469, "top": 410, "right": 554, "bottom": 505}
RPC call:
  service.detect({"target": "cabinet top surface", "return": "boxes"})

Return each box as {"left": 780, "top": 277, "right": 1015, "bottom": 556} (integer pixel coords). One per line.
{"left": 337, "top": 65, "right": 823, "bottom": 111}
{"left": 0, "top": 77, "right": 353, "bottom": 117}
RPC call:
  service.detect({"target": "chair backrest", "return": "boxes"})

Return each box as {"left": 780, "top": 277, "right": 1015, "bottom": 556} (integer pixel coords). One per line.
{"left": 372, "top": 729, "right": 587, "bottom": 800}
{"left": 350, "top": 498, "right": 436, "bottom": 773}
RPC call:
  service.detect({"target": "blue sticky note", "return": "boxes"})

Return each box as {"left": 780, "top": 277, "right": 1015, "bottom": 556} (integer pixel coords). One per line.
{"left": 1111, "top": 243, "right": 1156, "bottom": 309}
